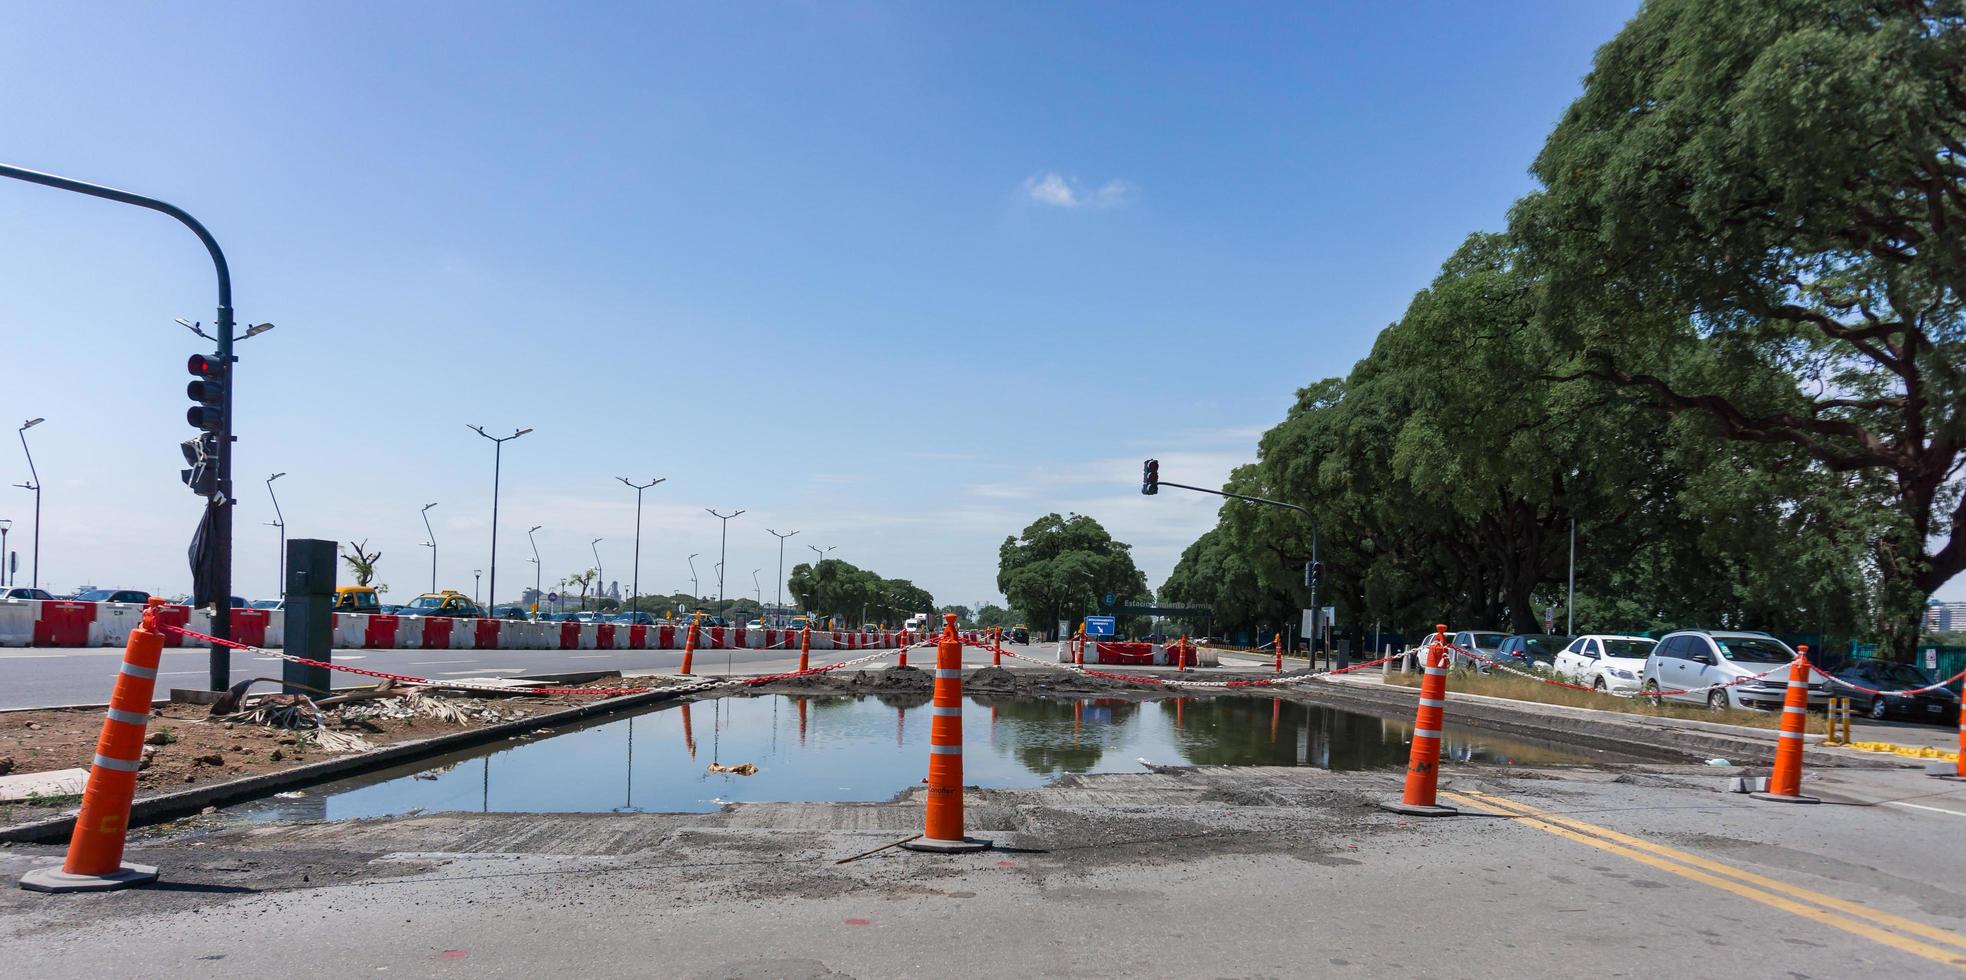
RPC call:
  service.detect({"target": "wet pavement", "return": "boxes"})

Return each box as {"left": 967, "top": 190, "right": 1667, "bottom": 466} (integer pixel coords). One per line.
{"left": 227, "top": 692, "right": 1618, "bottom": 821}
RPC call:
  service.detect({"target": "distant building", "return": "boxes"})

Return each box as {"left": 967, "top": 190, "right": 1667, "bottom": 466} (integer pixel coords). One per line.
{"left": 1928, "top": 602, "right": 1966, "bottom": 632}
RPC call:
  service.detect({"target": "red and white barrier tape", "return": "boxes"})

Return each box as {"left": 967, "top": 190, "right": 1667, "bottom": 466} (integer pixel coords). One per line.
{"left": 1441, "top": 643, "right": 1797, "bottom": 699}
{"left": 981, "top": 638, "right": 1399, "bottom": 689}
{"left": 1819, "top": 667, "right": 1966, "bottom": 698}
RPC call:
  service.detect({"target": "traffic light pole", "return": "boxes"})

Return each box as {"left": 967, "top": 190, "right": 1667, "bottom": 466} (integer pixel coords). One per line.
{"left": 0, "top": 163, "right": 236, "bottom": 690}
{"left": 1146, "top": 470, "right": 1323, "bottom": 662}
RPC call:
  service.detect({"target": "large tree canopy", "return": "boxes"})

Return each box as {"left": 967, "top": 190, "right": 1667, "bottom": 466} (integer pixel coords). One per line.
{"left": 997, "top": 513, "right": 1150, "bottom": 640}
{"left": 786, "top": 559, "right": 934, "bottom": 626}
{"left": 1517, "top": 0, "right": 1964, "bottom": 658}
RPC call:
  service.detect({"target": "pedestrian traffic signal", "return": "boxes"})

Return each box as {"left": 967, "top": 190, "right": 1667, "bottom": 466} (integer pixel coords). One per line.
{"left": 185, "top": 354, "right": 226, "bottom": 432}
{"left": 1142, "top": 459, "right": 1159, "bottom": 495}
{"left": 180, "top": 435, "right": 217, "bottom": 497}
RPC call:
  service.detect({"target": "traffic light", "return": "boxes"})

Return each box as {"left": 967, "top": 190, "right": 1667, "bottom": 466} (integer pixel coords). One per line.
{"left": 185, "top": 353, "right": 226, "bottom": 432}
{"left": 180, "top": 435, "right": 218, "bottom": 497}
{"left": 1306, "top": 560, "right": 1323, "bottom": 593}
{"left": 1142, "top": 458, "right": 1159, "bottom": 495}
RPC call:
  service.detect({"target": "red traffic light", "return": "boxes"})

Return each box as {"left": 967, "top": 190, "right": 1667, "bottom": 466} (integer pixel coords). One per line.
{"left": 187, "top": 353, "right": 220, "bottom": 377}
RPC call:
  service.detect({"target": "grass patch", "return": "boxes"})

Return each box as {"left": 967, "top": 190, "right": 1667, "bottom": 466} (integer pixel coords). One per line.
{"left": 1382, "top": 669, "right": 1823, "bottom": 733}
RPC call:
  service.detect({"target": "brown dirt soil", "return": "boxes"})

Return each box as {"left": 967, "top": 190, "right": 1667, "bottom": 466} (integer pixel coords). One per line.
{"left": 0, "top": 673, "right": 688, "bottom": 826}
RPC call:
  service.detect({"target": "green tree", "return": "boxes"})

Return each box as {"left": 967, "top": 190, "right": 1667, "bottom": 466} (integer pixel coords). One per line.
{"left": 997, "top": 513, "right": 1149, "bottom": 641}
{"left": 339, "top": 539, "right": 381, "bottom": 587}
{"left": 786, "top": 559, "right": 934, "bottom": 624}
{"left": 1516, "top": 0, "right": 1965, "bottom": 659}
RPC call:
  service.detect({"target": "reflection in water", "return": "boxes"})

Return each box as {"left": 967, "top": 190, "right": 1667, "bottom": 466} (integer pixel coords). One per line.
{"left": 229, "top": 693, "right": 1615, "bottom": 822}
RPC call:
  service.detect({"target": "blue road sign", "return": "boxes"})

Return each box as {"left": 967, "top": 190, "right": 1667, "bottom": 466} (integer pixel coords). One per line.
{"left": 1084, "top": 615, "right": 1117, "bottom": 638}
{"left": 1102, "top": 592, "right": 1116, "bottom": 608}
{"left": 547, "top": 592, "right": 559, "bottom": 603}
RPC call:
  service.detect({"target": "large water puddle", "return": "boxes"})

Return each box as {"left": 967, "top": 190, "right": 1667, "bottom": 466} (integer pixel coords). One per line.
{"left": 232, "top": 693, "right": 1624, "bottom": 821}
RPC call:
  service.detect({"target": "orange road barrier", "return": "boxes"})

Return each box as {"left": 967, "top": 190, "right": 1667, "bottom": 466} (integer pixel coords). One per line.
{"left": 1754, "top": 646, "right": 1821, "bottom": 804}
{"left": 1274, "top": 632, "right": 1283, "bottom": 674}
{"left": 902, "top": 613, "right": 990, "bottom": 853}
{"left": 1177, "top": 634, "right": 1190, "bottom": 671}
{"left": 680, "top": 614, "right": 700, "bottom": 676}
{"left": 1380, "top": 625, "right": 1461, "bottom": 817}
{"left": 798, "top": 627, "right": 811, "bottom": 673}
{"left": 992, "top": 627, "right": 1003, "bottom": 667}
{"left": 22, "top": 598, "right": 168, "bottom": 892}
{"left": 898, "top": 640, "right": 909, "bottom": 669}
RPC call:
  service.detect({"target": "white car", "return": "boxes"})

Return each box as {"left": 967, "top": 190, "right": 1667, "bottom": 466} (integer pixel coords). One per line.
{"left": 1553, "top": 635, "right": 1657, "bottom": 693}
{"left": 1640, "top": 630, "right": 1826, "bottom": 710}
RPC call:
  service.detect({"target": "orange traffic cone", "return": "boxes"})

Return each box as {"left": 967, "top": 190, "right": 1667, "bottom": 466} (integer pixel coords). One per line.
{"left": 22, "top": 599, "right": 168, "bottom": 892}
{"left": 682, "top": 702, "right": 697, "bottom": 758}
{"left": 1753, "top": 646, "right": 1821, "bottom": 804}
{"left": 992, "top": 627, "right": 1003, "bottom": 668}
{"left": 902, "top": 614, "right": 990, "bottom": 853}
{"left": 680, "top": 614, "right": 700, "bottom": 675}
{"left": 1274, "top": 631, "right": 1283, "bottom": 674}
{"left": 798, "top": 627, "right": 811, "bottom": 673}
{"left": 1380, "top": 625, "right": 1461, "bottom": 817}
{"left": 1931, "top": 697, "right": 1966, "bottom": 781}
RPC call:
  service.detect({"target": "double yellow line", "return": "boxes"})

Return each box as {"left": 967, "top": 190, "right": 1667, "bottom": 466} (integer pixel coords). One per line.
{"left": 1439, "top": 789, "right": 1966, "bottom": 971}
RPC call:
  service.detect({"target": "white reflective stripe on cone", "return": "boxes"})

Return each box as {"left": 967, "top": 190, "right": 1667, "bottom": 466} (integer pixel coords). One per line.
{"left": 104, "top": 707, "right": 148, "bottom": 725}
{"left": 928, "top": 744, "right": 961, "bottom": 755}
{"left": 1412, "top": 728, "right": 1441, "bottom": 739}
{"left": 119, "top": 663, "right": 157, "bottom": 680}
{"left": 1419, "top": 698, "right": 1445, "bottom": 708}
{"left": 931, "top": 706, "right": 960, "bottom": 716}
{"left": 1778, "top": 729, "right": 1805, "bottom": 740}
{"left": 93, "top": 753, "right": 141, "bottom": 772}
{"left": 1424, "top": 667, "right": 1446, "bottom": 677}
{"left": 935, "top": 669, "right": 961, "bottom": 678}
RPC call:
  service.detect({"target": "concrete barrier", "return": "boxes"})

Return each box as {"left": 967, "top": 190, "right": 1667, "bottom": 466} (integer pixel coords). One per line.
{"left": 95, "top": 602, "right": 144, "bottom": 645}
{"left": 0, "top": 599, "right": 34, "bottom": 647}
{"left": 33, "top": 600, "right": 100, "bottom": 647}
{"left": 594, "top": 623, "right": 617, "bottom": 650}
{"left": 576, "top": 623, "right": 599, "bottom": 650}
{"left": 471, "top": 618, "right": 501, "bottom": 651}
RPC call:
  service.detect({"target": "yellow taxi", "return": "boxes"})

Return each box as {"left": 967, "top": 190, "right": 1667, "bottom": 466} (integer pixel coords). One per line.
{"left": 332, "top": 586, "right": 382, "bottom": 614}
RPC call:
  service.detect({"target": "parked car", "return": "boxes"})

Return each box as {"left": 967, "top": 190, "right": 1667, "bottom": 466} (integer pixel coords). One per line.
{"left": 378, "top": 604, "right": 406, "bottom": 615}
{"left": 76, "top": 589, "right": 150, "bottom": 604}
{"left": 399, "top": 591, "right": 486, "bottom": 618}
{"left": 1449, "top": 630, "right": 1508, "bottom": 669}
{"left": 249, "top": 599, "right": 283, "bottom": 610}
{"left": 571, "top": 611, "right": 605, "bottom": 625}
{"left": 1641, "top": 630, "right": 1825, "bottom": 710}
{"left": 491, "top": 606, "right": 528, "bottom": 621}
{"left": 1830, "top": 661, "right": 1960, "bottom": 723}
{"left": 612, "top": 611, "right": 658, "bottom": 626}
{"left": 0, "top": 587, "right": 55, "bottom": 601}
{"left": 1495, "top": 634, "right": 1573, "bottom": 671}
{"left": 333, "top": 587, "right": 383, "bottom": 614}
{"left": 1553, "top": 635, "right": 1658, "bottom": 693}
{"left": 1007, "top": 626, "right": 1031, "bottom": 644}
{"left": 744, "top": 619, "right": 765, "bottom": 630}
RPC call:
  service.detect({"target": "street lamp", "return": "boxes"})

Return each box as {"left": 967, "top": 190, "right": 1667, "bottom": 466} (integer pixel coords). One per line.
{"left": 807, "top": 543, "right": 834, "bottom": 563}
{"left": 617, "top": 476, "right": 665, "bottom": 611}
{"left": 687, "top": 553, "right": 700, "bottom": 602}
{"left": 706, "top": 508, "right": 744, "bottom": 613}
{"left": 264, "top": 472, "right": 287, "bottom": 598}
{"left": 14, "top": 418, "right": 42, "bottom": 591}
{"left": 752, "top": 569, "right": 763, "bottom": 607}
{"left": 467, "top": 424, "right": 532, "bottom": 613}
{"left": 527, "top": 525, "right": 543, "bottom": 619}
{"left": 419, "top": 502, "right": 439, "bottom": 593}
{"left": 474, "top": 568, "right": 483, "bottom": 607}
{"left": 591, "top": 537, "right": 605, "bottom": 606}
{"left": 0, "top": 517, "right": 10, "bottom": 588}
{"left": 767, "top": 528, "right": 799, "bottom": 626}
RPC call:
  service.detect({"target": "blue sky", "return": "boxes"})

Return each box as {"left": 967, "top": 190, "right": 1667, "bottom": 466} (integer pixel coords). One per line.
{"left": 1, "top": 1, "right": 1760, "bottom": 611}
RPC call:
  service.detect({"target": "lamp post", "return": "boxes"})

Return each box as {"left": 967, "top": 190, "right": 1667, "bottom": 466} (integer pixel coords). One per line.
{"left": 617, "top": 476, "right": 665, "bottom": 611}
{"left": 264, "top": 472, "right": 286, "bottom": 597}
{"left": 527, "top": 525, "right": 543, "bottom": 619}
{"left": 706, "top": 508, "right": 744, "bottom": 614}
{"left": 591, "top": 538, "right": 604, "bottom": 607}
{"left": 467, "top": 424, "right": 531, "bottom": 613}
{"left": 473, "top": 569, "right": 482, "bottom": 607}
{"left": 14, "top": 418, "right": 42, "bottom": 591}
{"left": 687, "top": 553, "right": 700, "bottom": 603}
{"left": 419, "top": 502, "right": 439, "bottom": 593}
{"left": 767, "top": 528, "right": 799, "bottom": 626}
{"left": 0, "top": 518, "right": 9, "bottom": 587}
{"left": 807, "top": 544, "right": 834, "bottom": 563}
{"left": 752, "top": 568, "right": 763, "bottom": 607}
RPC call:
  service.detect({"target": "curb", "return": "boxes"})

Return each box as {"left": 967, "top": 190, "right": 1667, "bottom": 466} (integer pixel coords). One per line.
{"left": 1294, "top": 675, "right": 1905, "bottom": 769}
{"left": 0, "top": 683, "right": 693, "bottom": 845}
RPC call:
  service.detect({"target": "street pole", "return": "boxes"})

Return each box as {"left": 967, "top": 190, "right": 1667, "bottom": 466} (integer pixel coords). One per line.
{"left": 752, "top": 568, "right": 763, "bottom": 607}
{"left": 468, "top": 424, "right": 531, "bottom": 614}
{"left": 527, "top": 525, "right": 542, "bottom": 619}
{"left": 617, "top": 477, "right": 665, "bottom": 611}
{"left": 265, "top": 472, "right": 287, "bottom": 598}
{"left": 706, "top": 508, "right": 745, "bottom": 613}
{"left": 768, "top": 528, "right": 799, "bottom": 625}
{"left": 420, "top": 502, "right": 439, "bottom": 593}
{"left": 0, "top": 518, "right": 9, "bottom": 587}
{"left": 0, "top": 163, "right": 239, "bottom": 691}
{"left": 474, "top": 569, "right": 482, "bottom": 607}
{"left": 15, "top": 419, "right": 42, "bottom": 591}
{"left": 688, "top": 553, "right": 700, "bottom": 603}
{"left": 1567, "top": 517, "right": 1576, "bottom": 635}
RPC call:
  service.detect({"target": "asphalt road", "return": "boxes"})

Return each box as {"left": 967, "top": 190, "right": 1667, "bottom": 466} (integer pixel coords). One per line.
{"left": 0, "top": 640, "right": 1069, "bottom": 709}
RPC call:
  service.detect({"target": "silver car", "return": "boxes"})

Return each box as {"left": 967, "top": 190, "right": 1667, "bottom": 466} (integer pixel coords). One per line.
{"left": 1641, "top": 631, "right": 1825, "bottom": 710}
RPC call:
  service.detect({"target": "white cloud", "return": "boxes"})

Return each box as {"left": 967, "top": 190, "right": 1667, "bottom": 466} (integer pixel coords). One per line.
{"left": 1022, "top": 172, "right": 1135, "bottom": 209}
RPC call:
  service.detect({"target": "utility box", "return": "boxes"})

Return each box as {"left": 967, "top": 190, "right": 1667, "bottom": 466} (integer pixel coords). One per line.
{"left": 284, "top": 539, "right": 337, "bottom": 696}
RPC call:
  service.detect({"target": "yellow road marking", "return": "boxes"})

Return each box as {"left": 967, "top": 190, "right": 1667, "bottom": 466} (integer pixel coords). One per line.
{"left": 1439, "top": 790, "right": 1966, "bottom": 971}
{"left": 1459, "top": 789, "right": 1966, "bottom": 955}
